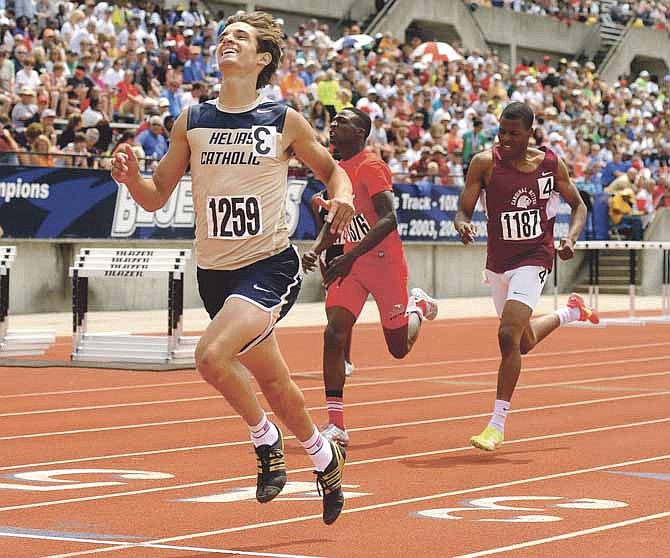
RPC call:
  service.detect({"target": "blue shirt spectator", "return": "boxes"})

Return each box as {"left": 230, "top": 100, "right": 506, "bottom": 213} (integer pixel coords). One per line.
{"left": 601, "top": 153, "right": 631, "bottom": 187}
{"left": 161, "top": 83, "right": 183, "bottom": 119}
{"left": 136, "top": 118, "right": 168, "bottom": 160}
{"left": 183, "top": 46, "right": 206, "bottom": 83}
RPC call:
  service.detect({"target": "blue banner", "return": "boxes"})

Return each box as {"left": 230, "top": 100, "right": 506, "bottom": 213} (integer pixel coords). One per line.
{"left": 0, "top": 166, "right": 572, "bottom": 241}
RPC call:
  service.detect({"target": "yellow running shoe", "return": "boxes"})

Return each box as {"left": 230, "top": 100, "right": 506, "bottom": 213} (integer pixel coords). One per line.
{"left": 470, "top": 425, "right": 504, "bottom": 451}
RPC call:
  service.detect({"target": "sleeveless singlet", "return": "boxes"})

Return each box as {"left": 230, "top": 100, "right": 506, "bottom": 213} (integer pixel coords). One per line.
{"left": 483, "top": 146, "right": 561, "bottom": 273}
{"left": 187, "top": 96, "right": 290, "bottom": 270}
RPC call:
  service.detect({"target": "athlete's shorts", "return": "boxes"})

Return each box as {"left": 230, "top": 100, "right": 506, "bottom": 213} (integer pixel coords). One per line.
{"left": 484, "top": 265, "right": 549, "bottom": 318}
{"left": 197, "top": 245, "right": 302, "bottom": 354}
{"left": 326, "top": 253, "right": 409, "bottom": 330}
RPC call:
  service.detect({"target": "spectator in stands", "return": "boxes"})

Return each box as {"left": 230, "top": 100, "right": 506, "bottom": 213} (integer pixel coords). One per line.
{"left": 183, "top": 45, "right": 206, "bottom": 83}
{"left": 60, "top": 132, "right": 90, "bottom": 168}
{"left": 308, "top": 100, "right": 330, "bottom": 144}
{"left": 415, "top": 161, "right": 441, "bottom": 195}
{"left": 601, "top": 150, "right": 631, "bottom": 187}
{"left": 462, "top": 118, "right": 487, "bottom": 169}
{"left": 116, "top": 69, "right": 146, "bottom": 123}
{"left": 0, "top": 120, "right": 21, "bottom": 165}
{"left": 57, "top": 111, "right": 83, "bottom": 149}
{"left": 609, "top": 188, "right": 644, "bottom": 240}
{"left": 15, "top": 55, "right": 40, "bottom": 97}
{"left": 28, "top": 134, "right": 54, "bottom": 167}
{"left": 160, "top": 78, "right": 183, "bottom": 119}
{"left": 82, "top": 96, "right": 104, "bottom": 128}
{"left": 11, "top": 87, "right": 38, "bottom": 133}
{"left": 181, "top": 81, "right": 206, "bottom": 108}
{"left": 136, "top": 115, "right": 168, "bottom": 163}
{"left": 317, "top": 69, "right": 339, "bottom": 119}
{"left": 654, "top": 175, "right": 670, "bottom": 208}
{"left": 606, "top": 167, "right": 639, "bottom": 194}
{"left": 39, "top": 108, "right": 57, "bottom": 146}
{"left": 66, "top": 64, "right": 94, "bottom": 114}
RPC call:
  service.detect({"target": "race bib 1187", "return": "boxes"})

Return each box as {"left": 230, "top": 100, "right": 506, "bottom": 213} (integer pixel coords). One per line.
{"left": 500, "top": 208, "right": 541, "bottom": 241}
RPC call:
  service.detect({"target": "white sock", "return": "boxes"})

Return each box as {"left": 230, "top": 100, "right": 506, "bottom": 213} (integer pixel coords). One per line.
{"left": 300, "top": 425, "right": 334, "bottom": 471}
{"left": 249, "top": 413, "right": 279, "bottom": 448}
{"left": 489, "top": 399, "right": 511, "bottom": 433}
{"left": 406, "top": 295, "right": 424, "bottom": 320}
{"left": 554, "top": 306, "right": 581, "bottom": 326}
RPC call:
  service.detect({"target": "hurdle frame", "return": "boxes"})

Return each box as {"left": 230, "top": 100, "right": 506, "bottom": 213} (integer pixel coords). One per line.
{"left": 70, "top": 247, "right": 195, "bottom": 364}
{"left": 552, "top": 240, "right": 670, "bottom": 326}
{"left": 0, "top": 246, "right": 56, "bottom": 356}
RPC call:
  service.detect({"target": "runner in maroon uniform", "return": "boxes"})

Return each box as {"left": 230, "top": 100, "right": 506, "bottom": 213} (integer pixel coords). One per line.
{"left": 455, "top": 102, "right": 599, "bottom": 451}
{"left": 302, "top": 108, "right": 438, "bottom": 447}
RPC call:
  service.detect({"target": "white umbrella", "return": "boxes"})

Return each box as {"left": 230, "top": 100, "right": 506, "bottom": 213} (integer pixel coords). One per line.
{"left": 332, "top": 34, "right": 375, "bottom": 52}
{"left": 411, "top": 41, "right": 462, "bottom": 64}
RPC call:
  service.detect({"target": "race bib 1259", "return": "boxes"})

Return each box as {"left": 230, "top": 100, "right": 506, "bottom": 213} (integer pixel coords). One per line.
{"left": 207, "top": 195, "right": 263, "bottom": 239}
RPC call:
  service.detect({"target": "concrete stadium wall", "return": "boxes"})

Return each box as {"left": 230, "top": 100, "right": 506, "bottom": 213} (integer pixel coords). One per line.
{"left": 472, "top": 8, "right": 598, "bottom": 68}
{"left": 600, "top": 27, "right": 670, "bottom": 82}
{"left": 211, "top": 0, "right": 375, "bottom": 28}
{"left": 367, "top": 0, "right": 488, "bottom": 52}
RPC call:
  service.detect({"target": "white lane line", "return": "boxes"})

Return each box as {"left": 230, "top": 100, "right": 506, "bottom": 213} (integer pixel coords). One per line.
{"left": 0, "top": 531, "right": 325, "bottom": 558}
{"left": 2, "top": 354, "right": 668, "bottom": 419}
{"left": 3, "top": 389, "right": 668, "bottom": 473}
{"left": 2, "top": 415, "right": 668, "bottom": 513}
{"left": 451, "top": 511, "right": 670, "bottom": 558}
{"left": 2, "top": 340, "right": 667, "bottom": 401}
{"left": 38, "top": 453, "right": 670, "bottom": 558}
{"left": 4, "top": 368, "right": 669, "bottom": 441}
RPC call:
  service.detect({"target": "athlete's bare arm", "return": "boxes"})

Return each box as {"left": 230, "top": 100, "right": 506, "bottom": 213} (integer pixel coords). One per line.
{"left": 111, "top": 110, "right": 190, "bottom": 212}
{"left": 284, "top": 108, "right": 354, "bottom": 235}
{"left": 455, "top": 150, "right": 493, "bottom": 244}
{"left": 302, "top": 193, "right": 337, "bottom": 273}
{"left": 555, "top": 156, "right": 587, "bottom": 260}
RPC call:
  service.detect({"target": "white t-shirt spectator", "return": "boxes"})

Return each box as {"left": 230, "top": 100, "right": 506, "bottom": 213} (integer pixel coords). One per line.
{"left": 104, "top": 66, "right": 124, "bottom": 90}
{"left": 356, "top": 97, "right": 384, "bottom": 122}
{"left": 14, "top": 68, "right": 40, "bottom": 94}
{"left": 82, "top": 105, "right": 103, "bottom": 128}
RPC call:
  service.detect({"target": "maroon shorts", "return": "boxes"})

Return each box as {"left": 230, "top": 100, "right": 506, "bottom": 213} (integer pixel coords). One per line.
{"left": 326, "top": 254, "right": 408, "bottom": 330}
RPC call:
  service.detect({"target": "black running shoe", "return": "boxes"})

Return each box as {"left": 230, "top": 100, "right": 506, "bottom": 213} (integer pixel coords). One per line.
{"left": 315, "top": 441, "right": 346, "bottom": 525}
{"left": 254, "top": 427, "right": 287, "bottom": 503}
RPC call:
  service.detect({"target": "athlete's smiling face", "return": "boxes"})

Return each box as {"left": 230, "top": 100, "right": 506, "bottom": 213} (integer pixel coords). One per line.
{"left": 217, "top": 22, "right": 271, "bottom": 76}
{"left": 497, "top": 117, "right": 532, "bottom": 159}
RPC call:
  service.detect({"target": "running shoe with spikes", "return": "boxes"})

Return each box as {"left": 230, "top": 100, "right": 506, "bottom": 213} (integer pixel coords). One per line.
{"left": 410, "top": 287, "right": 438, "bottom": 320}
{"left": 254, "top": 428, "right": 287, "bottom": 503}
{"left": 470, "top": 425, "right": 504, "bottom": 451}
{"left": 320, "top": 422, "right": 350, "bottom": 447}
{"left": 315, "top": 441, "right": 346, "bottom": 525}
{"left": 567, "top": 292, "right": 600, "bottom": 324}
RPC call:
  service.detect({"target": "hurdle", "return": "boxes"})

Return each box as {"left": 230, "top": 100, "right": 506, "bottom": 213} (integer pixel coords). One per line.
{"left": 70, "top": 247, "right": 197, "bottom": 365}
{"left": 0, "top": 246, "right": 56, "bottom": 356}
{"left": 552, "top": 240, "right": 670, "bottom": 326}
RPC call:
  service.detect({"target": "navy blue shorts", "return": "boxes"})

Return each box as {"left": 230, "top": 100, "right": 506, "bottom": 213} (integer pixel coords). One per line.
{"left": 197, "top": 245, "right": 302, "bottom": 353}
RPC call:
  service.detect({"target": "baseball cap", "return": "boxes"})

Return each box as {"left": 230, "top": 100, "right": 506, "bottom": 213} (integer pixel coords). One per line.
{"left": 158, "top": 97, "right": 170, "bottom": 107}
{"left": 42, "top": 108, "right": 56, "bottom": 117}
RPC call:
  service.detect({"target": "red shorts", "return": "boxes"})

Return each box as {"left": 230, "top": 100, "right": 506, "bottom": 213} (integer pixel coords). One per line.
{"left": 326, "top": 254, "right": 408, "bottom": 329}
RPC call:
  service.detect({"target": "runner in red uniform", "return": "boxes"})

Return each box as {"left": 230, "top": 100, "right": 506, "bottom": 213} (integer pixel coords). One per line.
{"left": 455, "top": 102, "right": 599, "bottom": 452}
{"left": 302, "top": 107, "right": 438, "bottom": 446}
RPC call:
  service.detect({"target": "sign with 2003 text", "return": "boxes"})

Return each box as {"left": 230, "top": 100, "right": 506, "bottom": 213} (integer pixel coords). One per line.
{"left": 0, "top": 166, "right": 571, "bottom": 241}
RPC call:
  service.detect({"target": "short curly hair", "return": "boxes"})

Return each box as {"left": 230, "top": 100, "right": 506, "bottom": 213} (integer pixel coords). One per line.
{"left": 224, "top": 11, "right": 283, "bottom": 90}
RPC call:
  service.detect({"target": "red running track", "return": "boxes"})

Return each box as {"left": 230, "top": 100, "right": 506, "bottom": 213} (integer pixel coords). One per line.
{"left": 0, "top": 316, "right": 669, "bottom": 558}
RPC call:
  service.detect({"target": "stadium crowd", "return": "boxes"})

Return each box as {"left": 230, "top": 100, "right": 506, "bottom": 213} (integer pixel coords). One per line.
{"left": 0, "top": 0, "right": 668, "bottom": 232}
{"left": 467, "top": 0, "right": 670, "bottom": 31}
